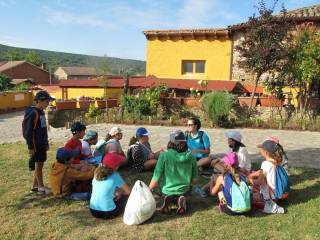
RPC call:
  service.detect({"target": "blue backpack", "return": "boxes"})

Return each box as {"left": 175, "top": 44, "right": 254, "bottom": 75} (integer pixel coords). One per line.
{"left": 223, "top": 174, "right": 251, "bottom": 213}
{"left": 272, "top": 162, "right": 290, "bottom": 200}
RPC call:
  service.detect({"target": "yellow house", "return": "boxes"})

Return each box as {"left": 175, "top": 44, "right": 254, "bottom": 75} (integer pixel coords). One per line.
{"left": 143, "top": 28, "right": 232, "bottom": 81}
{"left": 58, "top": 79, "right": 124, "bottom": 100}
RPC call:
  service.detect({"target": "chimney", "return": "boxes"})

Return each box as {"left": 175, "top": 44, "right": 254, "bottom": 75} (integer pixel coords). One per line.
{"left": 41, "top": 63, "right": 46, "bottom": 70}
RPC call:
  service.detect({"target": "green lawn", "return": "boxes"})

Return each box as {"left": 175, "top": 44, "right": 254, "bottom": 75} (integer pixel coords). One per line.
{"left": 0, "top": 142, "right": 319, "bottom": 240}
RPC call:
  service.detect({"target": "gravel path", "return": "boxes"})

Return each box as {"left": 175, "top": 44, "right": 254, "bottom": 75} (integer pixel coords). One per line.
{"left": 1, "top": 111, "right": 319, "bottom": 169}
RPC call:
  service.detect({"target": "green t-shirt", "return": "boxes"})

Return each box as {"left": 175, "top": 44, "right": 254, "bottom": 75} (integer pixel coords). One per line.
{"left": 152, "top": 149, "right": 198, "bottom": 196}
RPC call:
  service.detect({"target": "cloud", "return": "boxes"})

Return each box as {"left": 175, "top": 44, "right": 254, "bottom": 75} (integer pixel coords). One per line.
{"left": 44, "top": 7, "right": 117, "bottom": 31}
{"left": 177, "top": 0, "right": 241, "bottom": 28}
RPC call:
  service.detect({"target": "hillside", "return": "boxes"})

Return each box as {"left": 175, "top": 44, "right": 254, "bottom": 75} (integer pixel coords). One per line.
{"left": 0, "top": 44, "right": 145, "bottom": 75}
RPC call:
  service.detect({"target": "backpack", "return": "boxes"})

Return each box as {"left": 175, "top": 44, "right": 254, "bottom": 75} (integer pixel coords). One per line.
{"left": 22, "top": 107, "right": 39, "bottom": 140}
{"left": 127, "top": 143, "right": 139, "bottom": 167}
{"left": 269, "top": 161, "right": 290, "bottom": 200}
{"left": 94, "top": 140, "right": 107, "bottom": 157}
{"left": 223, "top": 174, "right": 251, "bottom": 213}
{"left": 185, "top": 130, "right": 205, "bottom": 149}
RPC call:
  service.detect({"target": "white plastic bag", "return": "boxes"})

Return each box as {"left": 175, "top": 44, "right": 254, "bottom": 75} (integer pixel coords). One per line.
{"left": 123, "top": 180, "right": 156, "bottom": 225}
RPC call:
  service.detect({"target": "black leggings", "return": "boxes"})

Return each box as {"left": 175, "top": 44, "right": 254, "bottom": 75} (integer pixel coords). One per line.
{"left": 90, "top": 195, "right": 128, "bottom": 219}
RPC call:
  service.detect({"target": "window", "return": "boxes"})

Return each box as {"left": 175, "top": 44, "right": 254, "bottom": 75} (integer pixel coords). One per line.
{"left": 182, "top": 61, "right": 193, "bottom": 73}
{"left": 195, "top": 61, "right": 205, "bottom": 73}
{"left": 182, "top": 60, "right": 205, "bottom": 74}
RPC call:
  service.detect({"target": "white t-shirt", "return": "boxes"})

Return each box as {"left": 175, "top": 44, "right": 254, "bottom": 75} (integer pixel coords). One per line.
{"left": 81, "top": 140, "right": 92, "bottom": 156}
{"left": 237, "top": 146, "right": 251, "bottom": 171}
{"left": 260, "top": 160, "right": 276, "bottom": 200}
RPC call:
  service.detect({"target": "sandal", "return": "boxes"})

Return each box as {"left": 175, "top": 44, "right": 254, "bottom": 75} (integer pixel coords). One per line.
{"left": 161, "top": 196, "right": 172, "bottom": 214}
{"left": 177, "top": 196, "right": 187, "bottom": 215}
{"left": 30, "top": 187, "right": 38, "bottom": 193}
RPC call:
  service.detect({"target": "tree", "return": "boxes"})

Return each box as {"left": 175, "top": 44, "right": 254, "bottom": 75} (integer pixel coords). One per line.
{"left": 235, "top": 0, "right": 292, "bottom": 108}
{"left": 0, "top": 74, "right": 12, "bottom": 92}
{"left": 25, "top": 51, "right": 43, "bottom": 67}
{"left": 281, "top": 25, "right": 320, "bottom": 118}
{"left": 4, "top": 50, "right": 24, "bottom": 61}
{"left": 95, "top": 55, "right": 109, "bottom": 99}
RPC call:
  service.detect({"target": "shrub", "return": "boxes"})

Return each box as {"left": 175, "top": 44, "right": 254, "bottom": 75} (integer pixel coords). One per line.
{"left": 85, "top": 103, "right": 103, "bottom": 119}
{"left": 201, "top": 91, "right": 234, "bottom": 127}
{"left": 121, "top": 85, "right": 167, "bottom": 119}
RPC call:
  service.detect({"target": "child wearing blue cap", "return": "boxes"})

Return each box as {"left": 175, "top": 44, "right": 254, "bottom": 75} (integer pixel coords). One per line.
{"left": 127, "top": 127, "right": 163, "bottom": 172}
{"left": 49, "top": 147, "right": 95, "bottom": 198}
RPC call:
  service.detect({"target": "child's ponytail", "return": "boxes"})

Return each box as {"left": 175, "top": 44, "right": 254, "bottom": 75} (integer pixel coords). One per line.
{"left": 94, "top": 164, "right": 114, "bottom": 181}
{"left": 129, "top": 136, "right": 138, "bottom": 146}
{"left": 105, "top": 133, "right": 113, "bottom": 142}
{"left": 229, "top": 167, "right": 241, "bottom": 185}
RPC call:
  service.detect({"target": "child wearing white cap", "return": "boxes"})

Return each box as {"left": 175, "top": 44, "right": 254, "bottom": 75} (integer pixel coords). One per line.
{"left": 104, "top": 127, "right": 125, "bottom": 156}
{"left": 224, "top": 131, "right": 251, "bottom": 174}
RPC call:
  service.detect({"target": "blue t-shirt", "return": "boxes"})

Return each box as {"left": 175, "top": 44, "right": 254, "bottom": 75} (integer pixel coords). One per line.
{"left": 90, "top": 172, "right": 124, "bottom": 211}
{"left": 186, "top": 130, "right": 211, "bottom": 159}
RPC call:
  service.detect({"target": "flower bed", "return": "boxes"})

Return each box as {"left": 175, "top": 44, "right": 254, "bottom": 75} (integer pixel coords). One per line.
{"left": 79, "top": 100, "right": 94, "bottom": 111}
{"left": 55, "top": 100, "right": 77, "bottom": 110}
{"left": 260, "top": 96, "right": 283, "bottom": 107}
{"left": 183, "top": 97, "right": 200, "bottom": 107}
{"left": 107, "top": 99, "right": 118, "bottom": 108}
{"left": 238, "top": 97, "right": 258, "bottom": 107}
{"left": 96, "top": 100, "right": 106, "bottom": 109}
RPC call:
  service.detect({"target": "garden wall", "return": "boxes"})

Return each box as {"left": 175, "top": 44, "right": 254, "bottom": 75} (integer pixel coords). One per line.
{"left": 0, "top": 91, "right": 33, "bottom": 112}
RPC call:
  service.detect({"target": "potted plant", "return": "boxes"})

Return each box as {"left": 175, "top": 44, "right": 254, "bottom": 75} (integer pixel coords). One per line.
{"left": 78, "top": 96, "right": 94, "bottom": 111}
{"left": 107, "top": 98, "right": 118, "bottom": 108}
{"left": 95, "top": 96, "right": 106, "bottom": 109}
{"left": 238, "top": 96, "right": 259, "bottom": 107}
{"left": 260, "top": 96, "right": 283, "bottom": 107}
{"left": 55, "top": 98, "right": 77, "bottom": 110}
{"left": 183, "top": 88, "right": 201, "bottom": 107}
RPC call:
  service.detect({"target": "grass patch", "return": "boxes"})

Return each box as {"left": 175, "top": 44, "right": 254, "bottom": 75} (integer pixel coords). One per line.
{"left": 0, "top": 142, "right": 319, "bottom": 239}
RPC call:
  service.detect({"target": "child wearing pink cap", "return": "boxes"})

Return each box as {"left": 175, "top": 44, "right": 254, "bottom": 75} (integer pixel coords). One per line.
{"left": 209, "top": 153, "right": 251, "bottom": 215}
{"left": 90, "top": 153, "right": 130, "bottom": 219}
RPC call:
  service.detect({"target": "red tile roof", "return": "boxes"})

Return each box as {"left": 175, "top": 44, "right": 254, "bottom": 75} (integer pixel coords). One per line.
{"left": 59, "top": 76, "right": 248, "bottom": 93}
{"left": 130, "top": 76, "right": 246, "bottom": 92}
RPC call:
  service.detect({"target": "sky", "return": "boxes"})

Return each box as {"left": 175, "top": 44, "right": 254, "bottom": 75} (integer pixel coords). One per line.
{"left": 0, "top": 0, "right": 319, "bottom": 60}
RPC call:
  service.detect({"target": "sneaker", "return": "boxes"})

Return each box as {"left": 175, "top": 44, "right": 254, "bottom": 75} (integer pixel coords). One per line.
{"left": 194, "top": 186, "right": 208, "bottom": 198}
{"left": 263, "top": 200, "right": 284, "bottom": 214}
{"left": 30, "top": 187, "right": 38, "bottom": 193}
{"left": 177, "top": 196, "right": 187, "bottom": 215}
{"left": 161, "top": 196, "right": 172, "bottom": 214}
{"left": 37, "top": 187, "right": 52, "bottom": 195}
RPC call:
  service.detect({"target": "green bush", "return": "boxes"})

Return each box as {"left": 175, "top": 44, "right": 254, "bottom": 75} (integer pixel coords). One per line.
{"left": 85, "top": 103, "right": 103, "bottom": 119}
{"left": 201, "top": 91, "right": 234, "bottom": 126}
{"left": 121, "top": 85, "right": 167, "bottom": 119}
{"left": 0, "top": 74, "right": 12, "bottom": 92}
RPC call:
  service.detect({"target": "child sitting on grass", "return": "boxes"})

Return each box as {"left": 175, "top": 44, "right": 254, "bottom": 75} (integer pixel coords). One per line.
{"left": 149, "top": 130, "right": 198, "bottom": 215}
{"left": 49, "top": 147, "right": 95, "bottom": 199}
{"left": 210, "top": 153, "right": 251, "bottom": 215}
{"left": 81, "top": 130, "right": 98, "bottom": 159}
{"left": 65, "top": 122, "right": 87, "bottom": 165}
{"left": 247, "top": 139, "right": 288, "bottom": 214}
{"left": 127, "top": 127, "right": 163, "bottom": 171}
{"left": 90, "top": 153, "right": 131, "bottom": 219}
{"left": 104, "top": 127, "right": 126, "bottom": 156}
